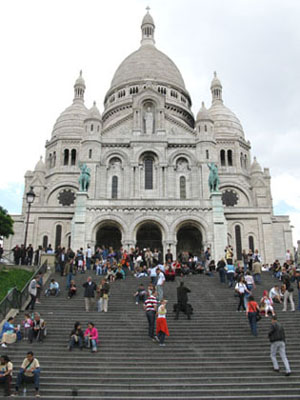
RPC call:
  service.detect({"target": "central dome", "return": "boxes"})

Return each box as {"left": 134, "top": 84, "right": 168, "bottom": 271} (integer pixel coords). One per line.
{"left": 110, "top": 44, "right": 186, "bottom": 91}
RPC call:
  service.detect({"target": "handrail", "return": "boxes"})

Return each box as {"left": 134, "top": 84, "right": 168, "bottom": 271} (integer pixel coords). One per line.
{"left": 0, "top": 260, "right": 48, "bottom": 320}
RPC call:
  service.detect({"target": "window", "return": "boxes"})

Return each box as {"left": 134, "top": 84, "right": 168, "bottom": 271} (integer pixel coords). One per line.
{"left": 235, "top": 225, "right": 242, "bottom": 260}
{"left": 71, "top": 149, "right": 76, "bottom": 166}
{"left": 244, "top": 155, "right": 247, "bottom": 168}
{"left": 91, "top": 124, "right": 94, "bottom": 132}
{"left": 144, "top": 158, "right": 153, "bottom": 189}
{"left": 112, "top": 176, "right": 118, "bottom": 199}
{"left": 53, "top": 151, "right": 56, "bottom": 167}
{"left": 206, "top": 150, "right": 209, "bottom": 160}
{"left": 67, "top": 235, "right": 71, "bottom": 249}
{"left": 97, "top": 125, "right": 100, "bottom": 132}
{"left": 55, "top": 225, "right": 62, "bottom": 249}
{"left": 249, "top": 236, "right": 254, "bottom": 252}
{"left": 89, "top": 149, "right": 92, "bottom": 159}
{"left": 228, "top": 150, "right": 233, "bottom": 166}
{"left": 180, "top": 176, "right": 186, "bottom": 199}
{"left": 204, "top": 125, "right": 207, "bottom": 132}
{"left": 220, "top": 150, "right": 226, "bottom": 166}
{"left": 240, "top": 153, "right": 243, "bottom": 167}
{"left": 63, "top": 149, "right": 69, "bottom": 166}
{"left": 42, "top": 235, "right": 48, "bottom": 250}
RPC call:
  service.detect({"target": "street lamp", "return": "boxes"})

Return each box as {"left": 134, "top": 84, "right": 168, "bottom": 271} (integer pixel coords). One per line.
{"left": 24, "top": 186, "right": 36, "bottom": 249}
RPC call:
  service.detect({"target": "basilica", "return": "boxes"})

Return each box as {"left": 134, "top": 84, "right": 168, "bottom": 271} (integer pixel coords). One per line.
{"left": 7, "top": 10, "right": 293, "bottom": 263}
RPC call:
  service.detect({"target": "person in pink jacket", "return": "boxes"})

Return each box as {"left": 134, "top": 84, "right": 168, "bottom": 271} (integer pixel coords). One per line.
{"left": 84, "top": 322, "right": 98, "bottom": 353}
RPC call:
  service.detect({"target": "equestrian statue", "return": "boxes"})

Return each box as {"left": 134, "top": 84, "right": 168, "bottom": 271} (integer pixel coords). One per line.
{"left": 208, "top": 162, "right": 220, "bottom": 192}
{"left": 78, "top": 163, "right": 91, "bottom": 192}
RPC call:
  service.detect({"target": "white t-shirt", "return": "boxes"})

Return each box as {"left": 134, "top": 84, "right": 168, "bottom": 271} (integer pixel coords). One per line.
{"left": 269, "top": 287, "right": 280, "bottom": 299}
{"left": 157, "top": 272, "right": 165, "bottom": 286}
{"left": 235, "top": 282, "right": 247, "bottom": 293}
{"left": 86, "top": 248, "right": 92, "bottom": 258}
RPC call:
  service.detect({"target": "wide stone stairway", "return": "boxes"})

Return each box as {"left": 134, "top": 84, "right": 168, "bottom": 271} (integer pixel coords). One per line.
{"left": 6, "top": 269, "right": 300, "bottom": 399}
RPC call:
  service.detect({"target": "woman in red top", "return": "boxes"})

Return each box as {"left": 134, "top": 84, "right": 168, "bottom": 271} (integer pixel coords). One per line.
{"left": 156, "top": 299, "right": 170, "bottom": 346}
{"left": 246, "top": 295, "right": 259, "bottom": 336}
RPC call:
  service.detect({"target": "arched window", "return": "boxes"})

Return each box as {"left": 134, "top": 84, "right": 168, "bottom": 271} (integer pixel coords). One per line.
{"left": 240, "top": 153, "right": 243, "bottom": 167}
{"left": 180, "top": 176, "right": 186, "bottom": 199}
{"left": 89, "top": 149, "right": 92, "bottom": 159}
{"left": 53, "top": 151, "right": 56, "bottom": 167}
{"left": 144, "top": 157, "right": 153, "bottom": 189}
{"left": 220, "top": 150, "right": 226, "bottom": 166}
{"left": 235, "top": 225, "right": 242, "bottom": 260}
{"left": 55, "top": 225, "right": 62, "bottom": 249}
{"left": 204, "top": 125, "right": 207, "bottom": 132}
{"left": 49, "top": 153, "right": 53, "bottom": 168}
{"left": 91, "top": 124, "right": 94, "bottom": 132}
{"left": 68, "top": 235, "right": 71, "bottom": 248}
{"left": 42, "top": 235, "right": 48, "bottom": 250}
{"left": 112, "top": 176, "right": 118, "bottom": 199}
{"left": 228, "top": 150, "right": 233, "bottom": 166}
{"left": 248, "top": 236, "right": 254, "bottom": 252}
{"left": 206, "top": 150, "right": 209, "bottom": 160}
{"left": 71, "top": 149, "right": 76, "bottom": 166}
{"left": 244, "top": 155, "right": 247, "bottom": 169}
{"left": 63, "top": 149, "right": 69, "bottom": 166}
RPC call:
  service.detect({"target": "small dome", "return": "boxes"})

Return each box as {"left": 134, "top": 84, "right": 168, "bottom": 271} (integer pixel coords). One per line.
{"left": 25, "top": 170, "right": 33, "bottom": 177}
{"left": 250, "top": 157, "right": 263, "bottom": 174}
{"left": 142, "top": 10, "right": 155, "bottom": 26}
{"left": 75, "top": 70, "right": 85, "bottom": 88}
{"left": 196, "top": 102, "right": 213, "bottom": 122}
{"left": 85, "top": 101, "right": 101, "bottom": 121}
{"left": 208, "top": 102, "right": 244, "bottom": 137}
{"left": 52, "top": 101, "right": 88, "bottom": 138}
{"left": 34, "top": 156, "right": 46, "bottom": 173}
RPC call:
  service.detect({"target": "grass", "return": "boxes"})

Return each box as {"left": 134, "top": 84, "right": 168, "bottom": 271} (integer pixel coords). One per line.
{"left": 0, "top": 268, "right": 33, "bottom": 302}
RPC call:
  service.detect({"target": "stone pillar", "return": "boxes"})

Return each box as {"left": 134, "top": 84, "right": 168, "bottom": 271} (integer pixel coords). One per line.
{"left": 71, "top": 192, "right": 88, "bottom": 251}
{"left": 210, "top": 191, "right": 227, "bottom": 262}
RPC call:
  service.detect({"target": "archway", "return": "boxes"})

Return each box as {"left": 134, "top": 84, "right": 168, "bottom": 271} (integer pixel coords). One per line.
{"left": 176, "top": 224, "right": 203, "bottom": 257}
{"left": 136, "top": 222, "right": 162, "bottom": 252}
{"left": 96, "top": 224, "right": 122, "bottom": 251}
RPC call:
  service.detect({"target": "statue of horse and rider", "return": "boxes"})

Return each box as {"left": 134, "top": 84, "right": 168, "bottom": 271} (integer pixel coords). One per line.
{"left": 208, "top": 162, "right": 220, "bottom": 192}
{"left": 78, "top": 163, "right": 91, "bottom": 192}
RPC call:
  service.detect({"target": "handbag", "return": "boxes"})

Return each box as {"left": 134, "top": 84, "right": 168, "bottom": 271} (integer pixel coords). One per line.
{"left": 256, "top": 311, "right": 262, "bottom": 321}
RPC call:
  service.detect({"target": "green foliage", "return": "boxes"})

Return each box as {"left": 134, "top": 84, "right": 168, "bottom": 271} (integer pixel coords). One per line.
{"left": 0, "top": 206, "right": 14, "bottom": 239}
{"left": 0, "top": 268, "right": 32, "bottom": 302}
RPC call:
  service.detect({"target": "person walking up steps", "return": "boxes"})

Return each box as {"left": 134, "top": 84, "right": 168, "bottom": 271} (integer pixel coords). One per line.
{"left": 156, "top": 299, "right": 169, "bottom": 346}
{"left": 268, "top": 315, "right": 291, "bottom": 376}
{"left": 144, "top": 290, "right": 159, "bottom": 342}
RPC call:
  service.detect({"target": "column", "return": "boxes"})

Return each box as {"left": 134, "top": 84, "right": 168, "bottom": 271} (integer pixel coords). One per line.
{"left": 210, "top": 191, "right": 227, "bottom": 262}
{"left": 71, "top": 192, "right": 88, "bottom": 251}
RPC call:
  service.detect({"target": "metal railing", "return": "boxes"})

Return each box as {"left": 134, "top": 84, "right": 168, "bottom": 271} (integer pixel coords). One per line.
{"left": 0, "top": 260, "right": 48, "bottom": 320}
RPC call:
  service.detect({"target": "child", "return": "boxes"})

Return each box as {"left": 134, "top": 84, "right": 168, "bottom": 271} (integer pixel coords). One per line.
{"left": 22, "top": 313, "right": 33, "bottom": 340}
{"left": 260, "top": 290, "right": 275, "bottom": 317}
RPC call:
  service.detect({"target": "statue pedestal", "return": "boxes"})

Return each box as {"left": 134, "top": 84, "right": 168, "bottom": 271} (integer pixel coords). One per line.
{"left": 210, "top": 191, "right": 227, "bottom": 262}
{"left": 71, "top": 192, "right": 88, "bottom": 251}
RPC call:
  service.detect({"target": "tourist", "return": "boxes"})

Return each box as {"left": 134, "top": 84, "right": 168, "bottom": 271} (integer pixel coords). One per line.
{"left": 269, "top": 285, "right": 282, "bottom": 304}
{"left": 156, "top": 268, "right": 165, "bottom": 302}
{"left": 144, "top": 290, "right": 158, "bottom": 342}
{"left": 85, "top": 245, "right": 92, "bottom": 270}
{"left": 97, "top": 278, "right": 110, "bottom": 312}
{"left": 252, "top": 258, "right": 262, "bottom": 284}
{"left": 145, "top": 248, "right": 153, "bottom": 269}
{"left": 46, "top": 244, "right": 54, "bottom": 254}
{"left": 225, "top": 260, "right": 235, "bottom": 287}
{"left": 26, "top": 244, "right": 34, "bottom": 266}
{"left": 0, "top": 317, "right": 17, "bottom": 348}
{"left": 281, "top": 283, "right": 295, "bottom": 312}
{"left": 66, "top": 257, "right": 76, "bottom": 289}
{"left": 76, "top": 248, "right": 85, "bottom": 273}
{"left": 268, "top": 316, "right": 291, "bottom": 376}
{"left": 246, "top": 295, "right": 259, "bottom": 336}
{"left": 105, "top": 266, "right": 115, "bottom": 282}
{"left": 95, "top": 258, "right": 103, "bottom": 276}
{"left": 164, "top": 264, "right": 175, "bottom": 281}
{"left": 58, "top": 247, "right": 66, "bottom": 276}
{"left": 244, "top": 271, "right": 255, "bottom": 307}
{"left": 83, "top": 276, "right": 97, "bottom": 312}
{"left": 156, "top": 299, "right": 169, "bottom": 346}
{"left": 175, "top": 282, "right": 192, "bottom": 320}
{"left": 296, "top": 269, "right": 300, "bottom": 311}
{"left": 115, "top": 265, "right": 125, "bottom": 280}
{"left": 235, "top": 276, "right": 250, "bottom": 312}
{"left": 134, "top": 284, "right": 147, "bottom": 304}
{"left": 84, "top": 322, "right": 98, "bottom": 353}
{"left": 0, "top": 355, "right": 13, "bottom": 396}
{"left": 149, "top": 265, "right": 158, "bottom": 285}
{"left": 69, "top": 321, "right": 84, "bottom": 351}
{"left": 25, "top": 276, "right": 39, "bottom": 311}
{"left": 225, "top": 245, "right": 234, "bottom": 264}
{"left": 45, "top": 278, "right": 60, "bottom": 296}
{"left": 22, "top": 313, "right": 33, "bottom": 340}
{"left": 165, "top": 249, "right": 173, "bottom": 264}
{"left": 260, "top": 290, "right": 275, "bottom": 317}
{"left": 12, "top": 245, "right": 21, "bottom": 265}
{"left": 67, "top": 280, "right": 77, "bottom": 299}
{"left": 242, "top": 249, "right": 249, "bottom": 273}
{"left": 28, "top": 312, "right": 46, "bottom": 343}
{"left": 13, "top": 351, "right": 40, "bottom": 397}
{"left": 216, "top": 258, "right": 226, "bottom": 283}
{"left": 35, "top": 273, "right": 43, "bottom": 304}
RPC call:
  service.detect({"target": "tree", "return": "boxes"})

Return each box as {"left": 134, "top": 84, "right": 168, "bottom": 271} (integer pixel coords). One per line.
{"left": 0, "top": 206, "right": 14, "bottom": 239}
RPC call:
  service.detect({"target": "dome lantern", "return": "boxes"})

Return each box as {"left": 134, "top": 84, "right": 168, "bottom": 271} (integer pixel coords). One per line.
{"left": 211, "top": 71, "right": 223, "bottom": 104}
{"left": 141, "top": 6, "right": 155, "bottom": 46}
{"left": 73, "top": 70, "right": 86, "bottom": 103}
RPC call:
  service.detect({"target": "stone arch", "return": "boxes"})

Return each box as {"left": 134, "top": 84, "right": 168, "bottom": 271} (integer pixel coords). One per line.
{"left": 101, "top": 149, "right": 129, "bottom": 167}
{"left": 91, "top": 215, "right": 128, "bottom": 240}
{"left": 173, "top": 218, "right": 207, "bottom": 257}
{"left": 135, "top": 148, "right": 163, "bottom": 164}
{"left": 168, "top": 150, "right": 196, "bottom": 167}
{"left": 92, "top": 217, "right": 126, "bottom": 251}
{"left": 133, "top": 218, "right": 166, "bottom": 253}
{"left": 129, "top": 215, "right": 168, "bottom": 242}
{"left": 219, "top": 184, "right": 252, "bottom": 207}
{"left": 46, "top": 183, "right": 78, "bottom": 204}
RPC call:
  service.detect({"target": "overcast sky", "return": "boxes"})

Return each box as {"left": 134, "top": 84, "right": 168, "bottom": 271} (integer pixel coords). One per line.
{"left": 0, "top": 0, "right": 299, "bottom": 245}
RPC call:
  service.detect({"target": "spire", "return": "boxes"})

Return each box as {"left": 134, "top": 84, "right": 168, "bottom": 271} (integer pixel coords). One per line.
{"left": 210, "top": 71, "right": 223, "bottom": 104}
{"left": 73, "top": 70, "right": 86, "bottom": 102}
{"left": 141, "top": 7, "right": 155, "bottom": 46}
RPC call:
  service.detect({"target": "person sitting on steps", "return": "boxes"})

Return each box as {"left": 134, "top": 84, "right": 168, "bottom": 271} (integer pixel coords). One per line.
{"left": 12, "top": 351, "right": 40, "bottom": 397}
{"left": 28, "top": 313, "right": 46, "bottom": 343}
{"left": 69, "top": 322, "right": 84, "bottom": 351}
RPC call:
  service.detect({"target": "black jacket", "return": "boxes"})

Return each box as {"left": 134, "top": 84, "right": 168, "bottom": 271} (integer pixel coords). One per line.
{"left": 268, "top": 322, "right": 286, "bottom": 343}
{"left": 83, "top": 281, "right": 97, "bottom": 297}
{"left": 177, "top": 285, "right": 191, "bottom": 304}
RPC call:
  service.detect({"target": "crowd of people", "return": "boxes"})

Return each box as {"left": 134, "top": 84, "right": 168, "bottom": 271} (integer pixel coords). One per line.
{"left": 0, "top": 243, "right": 299, "bottom": 396}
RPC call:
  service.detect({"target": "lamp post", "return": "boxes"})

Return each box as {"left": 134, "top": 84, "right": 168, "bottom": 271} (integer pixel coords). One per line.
{"left": 24, "top": 186, "right": 36, "bottom": 249}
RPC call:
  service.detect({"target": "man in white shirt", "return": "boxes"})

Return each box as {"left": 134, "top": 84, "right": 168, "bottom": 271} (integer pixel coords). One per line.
{"left": 156, "top": 268, "right": 165, "bottom": 302}
{"left": 269, "top": 285, "right": 282, "bottom": 304}
{"left": 25, "top": 277, "right": 38, "bottom": 310}
{"left": 86, "top": 245, "right": 92, "bottom": 270}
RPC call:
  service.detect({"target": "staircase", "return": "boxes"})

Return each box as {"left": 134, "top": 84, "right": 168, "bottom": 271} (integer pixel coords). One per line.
{"left": 6, "top": 269, "right": 300, "bottom": 399}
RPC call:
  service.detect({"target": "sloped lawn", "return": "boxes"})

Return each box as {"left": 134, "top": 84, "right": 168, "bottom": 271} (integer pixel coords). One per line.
{"left": 0, "top": 269, "right": 33, "bottom": 302}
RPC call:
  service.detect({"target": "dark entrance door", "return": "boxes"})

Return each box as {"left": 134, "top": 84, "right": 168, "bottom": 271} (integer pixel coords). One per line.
{"left": 96, "top": 225, "right": 122, "bottom": 250}
{"left": 136, "top": 223, "right": 162, "bottom": 252}
{"left": 177, "top": 225, "right": 202, "bottom": 257}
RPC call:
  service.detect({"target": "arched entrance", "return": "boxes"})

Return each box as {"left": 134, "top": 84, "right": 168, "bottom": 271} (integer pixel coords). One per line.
{"left": 136, "top": 222, "right": 163, "bottom": 252}
{"left": 176, "top": 224, "right": 203, "bottom": 257}
{"left": 96, "top": 223, "right": 122, "bottom": 250}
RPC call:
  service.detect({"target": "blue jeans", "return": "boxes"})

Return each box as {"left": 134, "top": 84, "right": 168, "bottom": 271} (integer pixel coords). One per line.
{"left": 86, "top": 258, "right": 91, "bottom": 270}
{"left": 146, "top": 310, "right": 156, "bottom": 338}
{"left": 66, "top": 273, "right": 73, "bottom": 289}
{"left": 16, "top": 369, "right": 40, "bottom": 391}
{"left": 69, "top": 335, "right": 83, "bottom": 349}
{"left": 248, "top": 312, "right": 258, "bottom": 336}
{"left": 298, "top": 290, "right": 300, "bottom": 310}
{"left": 85, "top": 337, "right": 97, "bottom": 351}
{"left": 219, "top": 269, "right": 225, "bottom": 283}
{"left": 253, "top": 273, "right": 261, "bottom": 284}
{"left": 227, "top": 272, "right": 234, "bottom": 287}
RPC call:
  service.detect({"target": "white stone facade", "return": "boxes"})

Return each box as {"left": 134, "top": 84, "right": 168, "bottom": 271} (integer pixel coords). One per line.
{"left": 5, "top": 11, "right": 293, "bottom": 264}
